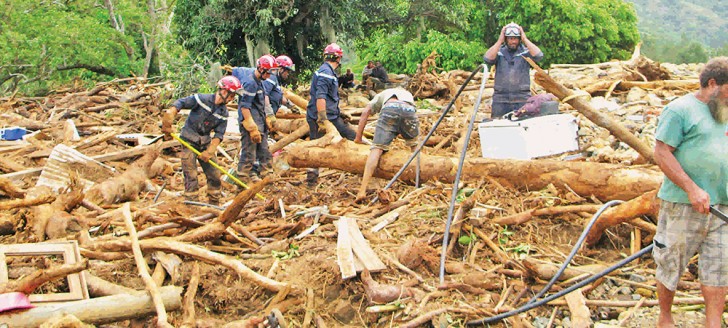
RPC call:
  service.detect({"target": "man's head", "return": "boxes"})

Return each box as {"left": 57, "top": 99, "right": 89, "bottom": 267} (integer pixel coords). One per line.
{"left": 504, "top": 23, "right": 521, "bottom": 51}
{"left": 700, "top": 57, "right": 728, "bottom": 123}
{"left": 256, "top": 54, "right": 277, "bottom": 80}
{"left": 324, "top": 43, "right": 343, "bottom": 66}
{"left": 367, "top": 61, "right": 374, "bottom": 68}
{"left": 215, "top": 76, "right": 242, "bottom": 104}
{"left": 376, "top": 61, "right": 382, "bottom": 67}
{"left": 275, "top": 55, "right": 295, "bottom": 80}
{"left": 346, "top": 68, "right": 352, "bottom": 74}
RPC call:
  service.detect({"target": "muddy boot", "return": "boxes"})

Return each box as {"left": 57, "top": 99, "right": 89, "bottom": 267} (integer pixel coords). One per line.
{"left": 184, "top": 190, "right": 199, "bottom": 202}
{"left": 305, "top": 169, "right": 318, "bottom": 188}
{"left": 207, "top": 188, "right": 221, "bottom": 206}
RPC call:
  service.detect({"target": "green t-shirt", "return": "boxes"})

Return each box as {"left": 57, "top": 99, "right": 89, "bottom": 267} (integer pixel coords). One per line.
{"left": 655, "top": 93, "right": 728, "bottom": 205}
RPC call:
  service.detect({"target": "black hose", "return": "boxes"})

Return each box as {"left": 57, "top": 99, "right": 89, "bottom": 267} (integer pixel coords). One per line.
{"left": 438, "top": 64, "right": 491, "bottom": 283}
{"left": 373, "top": 64, "right": 485, "bottom": 202}
{"left": 526, "top": 200, "right": 624, "bottom": 304}
{"left": 466, "top": 244, "right": 653, "bottom": 325}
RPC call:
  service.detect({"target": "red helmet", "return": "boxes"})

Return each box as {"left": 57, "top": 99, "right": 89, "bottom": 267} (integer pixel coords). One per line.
{"left": 256, "top": 55, "right": 278, "bottom": 70}
{"left": 275, "top": 55, "right": 295, "bottom": 71}
{"left": 323, "top": 43, "right": 343, "bottom": 57}
{"left": 217, "top": 76, "right": 242, "bottom": 93}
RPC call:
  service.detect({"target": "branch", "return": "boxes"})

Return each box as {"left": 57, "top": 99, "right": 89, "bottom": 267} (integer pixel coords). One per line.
{"left": 56, "top": 63, "right": 116, "bottom": 76}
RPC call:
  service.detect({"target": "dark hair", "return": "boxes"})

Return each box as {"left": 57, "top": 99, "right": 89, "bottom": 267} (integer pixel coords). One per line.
{"left": 699, "top": 57, "right": 728, "bottom": 88}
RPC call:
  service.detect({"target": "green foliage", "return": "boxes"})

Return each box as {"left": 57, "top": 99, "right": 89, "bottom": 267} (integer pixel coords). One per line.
{"left": 0, "top": 0, "right": 149, "bottom": 95}
{"left": 357, "top": 30, "right": 484, "bottom": 74}
{"left": 626, "top": 0, "right": 727, "bottom": 63}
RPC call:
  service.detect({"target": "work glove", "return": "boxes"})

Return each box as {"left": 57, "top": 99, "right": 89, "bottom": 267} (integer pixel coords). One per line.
{"left": 161, "top": 109, "right": 175, "bottom": 140}
{"left": 317, "top": 110, "right": 328, "bottom": 124}
{"left": 221, "top": 64, "right": 233, "bottom": 73}
{"left": 242, "top": 116, "right": 262, "bottom": 143}
{"left": 265, "top": 115, "right": 276, "bottom": 132}
{"left": 198, "top": 150, "right": 213, "bottom": 162}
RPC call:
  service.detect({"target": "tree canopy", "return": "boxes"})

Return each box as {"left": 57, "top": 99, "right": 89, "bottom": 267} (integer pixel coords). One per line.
{"left": 0, "top": 0, "right": 663, "bottom": 96}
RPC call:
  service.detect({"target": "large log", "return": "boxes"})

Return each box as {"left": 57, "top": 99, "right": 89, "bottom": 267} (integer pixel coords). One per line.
{"left": 85, "top": 144, "right": 161, "bottom": 205}
{"left": 0, "top": 285, "right": 182, "bottom": 327}
{"left": 526, "top": 58, "right": 655, "bottom": 163}
{"left": 284, "top": 138, "right": 662, "bottom": 201}
{"left": 585, "top": 190, "right": 659, "bottom": 246}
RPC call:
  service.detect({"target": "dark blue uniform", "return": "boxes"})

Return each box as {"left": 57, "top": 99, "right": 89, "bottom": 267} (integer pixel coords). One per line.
{"left": 233, "top": 67, "right": 271, "bottom": 176}
{"left": 171, "top": 93, "right": 227, "bottom": 194}
{"left": 304, "top": 62, "right": 356, "bottom": 185}
{"left": 484, "top": 44, "right": 544, "bottom": 118}
{"left": 264, "top": 73, "right": 284, "bottom": 115}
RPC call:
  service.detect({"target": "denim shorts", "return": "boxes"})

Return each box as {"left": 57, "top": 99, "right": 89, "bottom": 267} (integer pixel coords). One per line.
{"left": 653, "top": 201, "right": 728, "bottom": 290}
{"left": 372, "top": 103, "right": 419, "bottom": 151}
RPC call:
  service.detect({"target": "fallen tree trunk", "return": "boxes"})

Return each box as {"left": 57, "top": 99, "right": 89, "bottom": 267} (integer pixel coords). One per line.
{"left": 284, "top": 138, "right": 662, "bottom": 201}
{"left": 527, "top": 58, "right": 655, "bottom": 163}
{"left": 85, "top": 143, "right": 161, "bottom": 205}
{"left": 585, "top": 190, "right": 659, "bottom": 246}
{"left": 0, "top": 285, "right": 182, "bottom": 328}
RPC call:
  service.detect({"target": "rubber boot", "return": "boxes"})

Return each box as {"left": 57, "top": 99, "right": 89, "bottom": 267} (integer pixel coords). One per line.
{"left": 207, "top": 188, "right": 221, "bottom": 206}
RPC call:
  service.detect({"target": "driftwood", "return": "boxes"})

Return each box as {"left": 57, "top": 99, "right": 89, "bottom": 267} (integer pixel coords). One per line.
{"left": 0, "top": 194, "right": 55, "bottom": 210}
{"left": 284, "top": 137, "right": 662, "bottom": 201}
{"left": 270, "top": 125, "right": 309, "bottom": 154}
{"left": 85, "top": 272, "right": 142, "bottom": 297}
{"left": 0, "top": 260, "right": 88, "bottom": 294}
{"left": 585, "top": 190, "right": 659, "bottom": 246}
{"left": 90, "top": 238, "right": 289, "bottom": 292}
{"left": 0, "top": 176, "right": 26, "bottom": 198}
{"left": 0, "top": 285, "right": 182, "bottom": 328}
{"left": 0, "top": 140, "right": 177, "bottom": 181}
{"left": 122, "top": 203, "right": 172, "bottom": 327}
{"left": 527, "top": 57, "right": 655, "bottom": 163}
{"left": 492, "top": 204, "right": 603, "bottom": 225}
{"left": 522, "top": 258, "right": 611, "bottom": 281}
{"left": 180, "top": 262, "right": 201, "bottom": 328}
{"left": 564, "top": 289, "right": 593, "bottom": 328}
{"left": 85, "top": 143, "right": 161, "bottom": 205}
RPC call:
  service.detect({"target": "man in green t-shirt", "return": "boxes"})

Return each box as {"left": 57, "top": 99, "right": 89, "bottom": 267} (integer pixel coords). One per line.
{"left": 653, "top": 57, "right": 728, "bottom": 328}
{"left": 354, "top": 88, "right": 420, "bottom": 202}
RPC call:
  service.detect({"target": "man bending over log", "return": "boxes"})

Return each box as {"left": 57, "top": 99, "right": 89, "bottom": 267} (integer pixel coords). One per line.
{"left": 354, "top": 88, "right": 420, "bottom": 202}
{"left": 162, "top": 76, "right": 242, "bottom": 205}
{"left": 652, "top": 57, "right": 728, "bottom": 328}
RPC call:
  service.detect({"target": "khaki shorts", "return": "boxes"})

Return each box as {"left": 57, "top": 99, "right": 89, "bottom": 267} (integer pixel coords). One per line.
{"left": 652, "top": 201, "right": 728, "bottom": 290}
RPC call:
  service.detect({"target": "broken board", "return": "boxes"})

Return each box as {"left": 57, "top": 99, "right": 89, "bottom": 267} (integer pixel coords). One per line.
{"left": 336, "top": 217, "right": 386, "bottom": 280}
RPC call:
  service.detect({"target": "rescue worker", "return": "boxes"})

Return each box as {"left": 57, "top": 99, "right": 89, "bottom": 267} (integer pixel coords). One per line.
{"left": 354, "top": 87, "right": 419, "bottom": 202}
{"left": 162, "top": 76, "right": 242, "bottom": 205}
{"left": 305, "top": 43, "right": 357, "bottom": 187}
{"left": 235, "top": 55, "right": 277, "bottom": 182}
{"left": 264, "top": 55, "right": 297, "bottom": 119}
{"left": 484, "top": 22, "right": 543, "bottom": 118}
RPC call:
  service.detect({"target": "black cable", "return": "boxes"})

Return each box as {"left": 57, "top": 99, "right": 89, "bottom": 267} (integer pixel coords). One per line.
{"left": 527, "top": 200, "right": 624, "bottom": 304}
{"left": 466, "top": 244, "right": 653, "bottom": 325}
{"left": 438, "top": 64, "right": 490, "bottom": 283}
{"left": 372, "top": 64, "right": 485, "bottom": 203}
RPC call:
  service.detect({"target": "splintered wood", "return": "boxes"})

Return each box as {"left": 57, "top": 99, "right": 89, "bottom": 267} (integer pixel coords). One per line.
{"left": 336, "top": 217, "right": 386, "bottom": 279}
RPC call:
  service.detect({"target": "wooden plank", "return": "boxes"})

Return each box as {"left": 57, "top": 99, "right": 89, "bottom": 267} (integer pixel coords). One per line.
{"left": 564, "top": 288, "right": 593, "bottom": 328}
{"left": 335, "top": 219, "right": 357, "bottom": 280}
{"left": 0, "top": 140, "right": 177, "bottom": 181}
{"left": 346, "top": 217, "right": 386, "bottom": 272}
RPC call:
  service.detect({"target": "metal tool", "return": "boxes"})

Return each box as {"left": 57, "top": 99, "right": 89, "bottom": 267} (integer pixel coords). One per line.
{"left": 710, "top": 205, "right": 728, "bottom": 224}
{"left": 415, "top": 151, "right": 421, "bottom": 188}
{"left": 170, "top": 133, "right": 265, "bottom": 200}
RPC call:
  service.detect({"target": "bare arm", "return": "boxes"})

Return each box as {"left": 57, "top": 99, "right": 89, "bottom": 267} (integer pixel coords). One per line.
{"left": 484, "top": 26, "right": 507, "bottom": 62}
{"left": 354, "top": 105, "right": 372, "bottom": 143}
{"left": 519, "top": 26, "right": 542, "bottom": 57}
{"left": 654, "top": 140, "right": 711, "bottom": 213}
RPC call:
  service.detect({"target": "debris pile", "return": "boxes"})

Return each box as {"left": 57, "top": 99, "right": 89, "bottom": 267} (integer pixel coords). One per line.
{"left": 0, "top": 53, "right": 717, "bottom": 327}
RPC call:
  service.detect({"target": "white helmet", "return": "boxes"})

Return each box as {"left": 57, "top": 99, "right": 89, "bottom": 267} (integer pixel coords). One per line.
{"left": 504, "top": 23, "right": 521, "bottom": 37}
